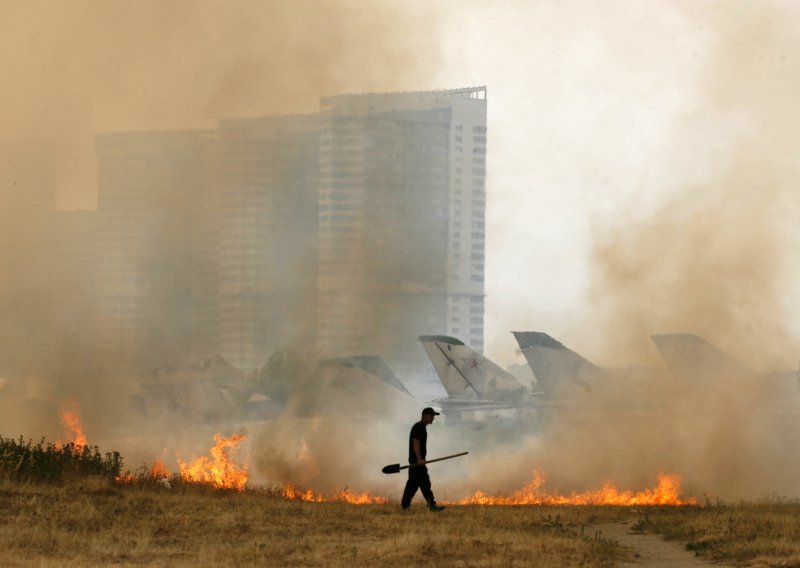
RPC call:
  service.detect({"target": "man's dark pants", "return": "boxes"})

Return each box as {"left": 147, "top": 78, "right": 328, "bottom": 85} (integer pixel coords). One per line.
{"left": 401, "top": 466, "right": 436, "bottom": 508}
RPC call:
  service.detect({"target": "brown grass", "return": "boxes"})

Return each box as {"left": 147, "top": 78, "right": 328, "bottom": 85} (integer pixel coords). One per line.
{"left": 16, "top": 478, "right": 800, "bottom": 567}
{"left": 0, "top": 478, "right": 631, "bottom": 567}
{"left": 637, "top": 500, "right": 800, "bottom": 567}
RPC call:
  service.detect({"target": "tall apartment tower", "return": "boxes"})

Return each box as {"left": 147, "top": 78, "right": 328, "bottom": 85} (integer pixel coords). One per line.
{"left": 95, "top": 131, "right": 217, "bottom": 369}
{"left": 215, "top": 115, "right": 319, "bottom": 372}
{"left": 0, "top": 140, "right": 57, "bottom": 377}
{"left": 316, "top": 87, "right": 487, "bottom": 375}
{"left": 47, "top": 210, "right": 97, "bottom": 348}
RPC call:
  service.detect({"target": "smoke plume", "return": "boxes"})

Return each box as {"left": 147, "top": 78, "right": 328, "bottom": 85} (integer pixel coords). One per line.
{"left": 471, "top": 1, "right": 800, "bottom": 500}
{"left": 0, "top": 1, "right": 442, "bottom": 458}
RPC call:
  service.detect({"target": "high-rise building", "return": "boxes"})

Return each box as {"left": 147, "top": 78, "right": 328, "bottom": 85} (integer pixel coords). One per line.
{"left": 215, "top": 115, "right": 319, "bottom": 372}
{"left": 90, "top": 87, "right": 486, "bottom": 377}
{"left": 95, "top": 131, "right": 217, "bottom": 369}
{"left": 0, "top": 140, "right": 57, "bottom": 377}
{"left": 47, "top": 210, "right": 97, "bottom": 345}
{"left": 316, "top": 87, "right": 487, "bottom": 376}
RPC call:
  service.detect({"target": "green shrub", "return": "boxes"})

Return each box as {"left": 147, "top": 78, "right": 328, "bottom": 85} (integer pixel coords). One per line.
{"left": 0, "top": 436, "right": 123, "bottom": 483}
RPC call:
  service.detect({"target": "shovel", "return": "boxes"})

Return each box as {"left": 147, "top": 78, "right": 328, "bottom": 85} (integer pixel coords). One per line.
{"left": 381, "top": 451, "right": 468, "bottom": 474}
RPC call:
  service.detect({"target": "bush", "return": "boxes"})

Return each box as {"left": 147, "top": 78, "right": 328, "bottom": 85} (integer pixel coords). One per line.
{"left": 0, "top": 436, "right": 123, "bottom": 483}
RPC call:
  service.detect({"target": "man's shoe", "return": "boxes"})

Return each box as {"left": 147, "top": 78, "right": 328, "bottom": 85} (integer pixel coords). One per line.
{"left": 428, "top": 504, "right": 445, "bottom": 512}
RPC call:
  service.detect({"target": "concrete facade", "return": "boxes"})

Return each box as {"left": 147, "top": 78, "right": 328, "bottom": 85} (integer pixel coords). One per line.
{"left": 94, "top": 131, "right": 216, "bottom": 369}
{"left": 89, "top": 87, "right": 487, "bottom": 376}
{"left": 214, "top": 115, "right": 319, "bottom": 371}
{"left": 316, "top": 88, "right": 487, "bottom": 376}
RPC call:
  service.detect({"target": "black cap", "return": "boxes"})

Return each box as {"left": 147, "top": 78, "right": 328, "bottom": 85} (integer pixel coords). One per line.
{"left": 422, "top": 407, "right": 440, "bottom": 416}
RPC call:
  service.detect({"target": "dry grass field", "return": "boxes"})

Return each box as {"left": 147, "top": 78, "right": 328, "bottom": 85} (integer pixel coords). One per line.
{"left": 0, "top": 478, "right": 630, "bottom": 567}
{"left": 2, "top": 477, "right": 800, "bottom": 567}
{"left": 636, "top": 499, "right": 800, "bottom": 567}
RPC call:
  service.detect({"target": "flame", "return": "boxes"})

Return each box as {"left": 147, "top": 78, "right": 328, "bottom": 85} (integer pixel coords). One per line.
{"left": 115, "top": 471, "right": 134, "bottom": 484}
{"left": 281, "top": 485, "right": 389, "bottom": 504}
{"left": 114, "top": 459, "right": 178, "bottom": 485}
{"left": 456, "top": 470, "right": 696, "bottom": 506}
{"left": 149, "top": 459, "right": 170, "bottom": 480}
{"left": 57, "top": 401, "right": 88, "bottom": 448}
{"left": 178, "top": 433, "right": 248, "bottom": 491}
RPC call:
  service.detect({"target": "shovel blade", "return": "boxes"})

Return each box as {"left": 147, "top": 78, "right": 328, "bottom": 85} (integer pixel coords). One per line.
{"left": 382, "top": 463, "right": 401, "bottom": 474}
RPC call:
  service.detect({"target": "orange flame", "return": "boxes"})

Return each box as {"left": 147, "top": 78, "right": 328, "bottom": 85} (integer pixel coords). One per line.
{"left": 149, "top": 459, "right": 170, "bottom": 480}
{"left": 178, "top": 433, "right": 248, "bottom": 491}
{"left": 282, "top": 485, "right": 389, "bottom": 504}
{"left": 115, "top": 459, "right": 175, "bottom": 485}
{"left": 57, "top": 401, "right": 88, "bottom": 448}
{"left": 456, "top": 470, "right": 696, "bottom": 506}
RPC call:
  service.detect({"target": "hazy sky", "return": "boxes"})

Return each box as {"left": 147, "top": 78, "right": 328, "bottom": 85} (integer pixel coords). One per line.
{"left": 5, "top": 0, "right": 800, "bottom": 369}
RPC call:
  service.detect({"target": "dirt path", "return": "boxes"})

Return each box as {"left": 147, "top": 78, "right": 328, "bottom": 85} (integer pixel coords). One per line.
{"left": 591, "top": 519, "right": 728, "bottom": 568}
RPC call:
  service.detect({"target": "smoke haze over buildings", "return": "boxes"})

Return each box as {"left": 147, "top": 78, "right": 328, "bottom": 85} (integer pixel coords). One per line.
{"left": 0, "top": 1, "right": 442, "bottom": 207}
{"left": 1, "top": 0, "right": 800, "bottom": 502}
{"left": 0, "top": 0, "right": 444, "bottom": 456}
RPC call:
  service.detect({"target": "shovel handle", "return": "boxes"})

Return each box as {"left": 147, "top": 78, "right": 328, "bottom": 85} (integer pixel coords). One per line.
{"left": 381, "top": 451, "right": 469, "bottom": 475}
{"left": 415, "top": 451, "right": 469, "bottom": 467}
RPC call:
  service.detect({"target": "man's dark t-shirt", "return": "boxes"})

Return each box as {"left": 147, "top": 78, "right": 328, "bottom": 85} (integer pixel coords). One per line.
{"left": 408, "top": 420, "right": 427, "bottom": 464}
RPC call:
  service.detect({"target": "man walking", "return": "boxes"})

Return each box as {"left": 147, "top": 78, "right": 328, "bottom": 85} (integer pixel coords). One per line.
{"left": 401, "top": 407, "right": 445, "bottom": 511}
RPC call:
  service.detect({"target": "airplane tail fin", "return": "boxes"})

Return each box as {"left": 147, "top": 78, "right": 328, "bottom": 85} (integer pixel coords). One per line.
{"left": 418, "top": 335, "right": 525, "bottom": 400}
{"left": 511, "top": 332, "right": 597, "bottom": 396}
{"left": 651, "top": 334, "right": 751, "bottom": 382}
{"left": 320, "top": 355, "right": 413, "bottom": 396}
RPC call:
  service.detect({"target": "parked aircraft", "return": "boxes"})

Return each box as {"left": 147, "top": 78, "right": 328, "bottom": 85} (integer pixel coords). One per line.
{"left": 650, "top": 333, "right": 751, "bottom": 382}
{"left": 651, "top": 333, "right": 799, "bottom": 395}
{"left": 511, "top": 331, "right": 675, "bottom": 404}
{"left": 418, "top": 334, "right": 548, "bottom": 417}
{"left": 511, "top": 331, "right": 610, "bottom": 398}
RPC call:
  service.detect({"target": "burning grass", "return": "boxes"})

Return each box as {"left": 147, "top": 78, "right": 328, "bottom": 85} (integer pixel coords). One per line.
{"left": 3, "top": 457, "right": 800, "bottom": 566}
{"left": 0, "top": 478, "right": 631, "bottom": 567}
{"left": 177, "top": 433, "right": 248, "bottom": 491}
{"left": 4, "top": 427, "right": 799, "bottom": 566}
{"left": 457, "top": 470, "right": 695, "bottom": 506}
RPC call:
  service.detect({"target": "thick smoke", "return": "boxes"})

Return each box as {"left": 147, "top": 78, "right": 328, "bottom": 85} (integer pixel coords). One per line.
{"left": 4, "top": 1, "right": 799, "bottom": 503}
{"left": 0, "top": 1, "right": 442, "bottom": 206}
{"left": 250, "top": 1, "right": 800, "bottom": 501}
{"left": 467, "top": 1, "right": 800, "bottom": 500}
{"left": 249, "top": 352, "right": 422, "bottom": 495}
{"left": 0, "top": 1, "right": 442, "bottom": 466}
{"left": 578, "top": 1, "right": 800, "bottom": 499}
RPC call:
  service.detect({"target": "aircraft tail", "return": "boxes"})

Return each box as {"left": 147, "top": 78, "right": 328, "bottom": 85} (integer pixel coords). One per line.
{"left": 320, "top": 355, "right": 412, "bottom": 396}
{"left": 511, "top": 332, "right": 597, "bottom": 396}
{"left": 418, "top": 335, "right": 526, "bottom": 400}
{"left": 651, "top": 333, "right": 751, "bottom": 382}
